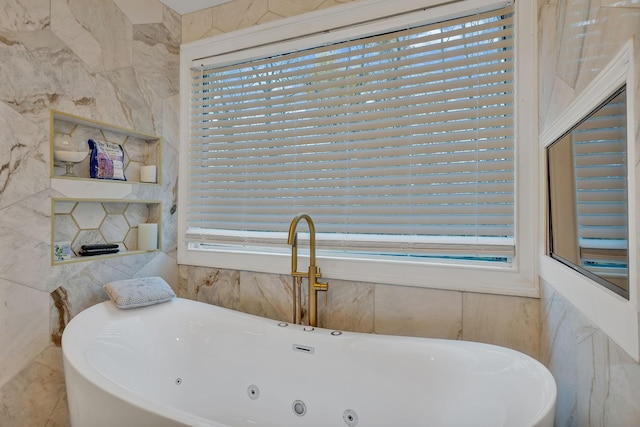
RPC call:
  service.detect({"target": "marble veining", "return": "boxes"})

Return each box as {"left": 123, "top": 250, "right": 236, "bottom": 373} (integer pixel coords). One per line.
{"left": 0, "top": 0, "right": 50, "bottom": 32}
{"left": 540, "top": 282, "right": 640, "bottom": 426}
{"left": 0, "top": 0, "right": 181, "bottom": 424}
{"left": 0, "top": 102, "right": 49, "bottom": 210}
{"left": 0, "top": 347, "right": 68, "bottom": 427}
{"left": 51, "top": 0, "right": 133, "bottom": 73}
{"left": 239, "top": 271, "right": 294, "bottom": 322}
{"left": 181, "top": 265, "right": 539, "bottom": 358}
{"left": 0, "top": 278, "right": 49, "bottom": 389}
{"left": 50, "top": 286, "right": 71, "bottom": 346}
{"left": 0, "top": 190, "right": 56, "bottom": 292}
{"left": 319, "top": 278, "right": 374, "bottom": 333}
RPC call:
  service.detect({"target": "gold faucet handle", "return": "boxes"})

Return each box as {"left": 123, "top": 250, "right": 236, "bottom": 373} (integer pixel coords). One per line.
{"left": 315, "top": 280, "right": 329, "bottom": 305}
{"left": 314, "top": 281, "right": 328, "bottom": 291}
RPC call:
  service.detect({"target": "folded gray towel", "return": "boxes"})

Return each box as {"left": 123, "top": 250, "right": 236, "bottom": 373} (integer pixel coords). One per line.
{"left": 104, "top": 277, "right": 176, "bottom": 309}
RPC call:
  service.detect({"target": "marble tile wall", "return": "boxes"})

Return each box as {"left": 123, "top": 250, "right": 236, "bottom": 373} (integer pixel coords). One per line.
{"left": 538, "top": 0, "right": 640, "bottom": 425}
{"left": 181, "top": 0, "right": 354, "bottom": 43}
{"left": 0, "top": 0, "right": 180, "bottom": 425}
{"left": 5, "top": 0, "right": 637, "bottom": 425}
{"left": 540, "top": 281, "right": 640, "bottom": 426}
{"left": 179, "top": 266, "right": 541, "bottom": 359}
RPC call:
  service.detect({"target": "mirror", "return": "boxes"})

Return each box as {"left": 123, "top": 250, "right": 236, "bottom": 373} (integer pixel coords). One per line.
{"left": 547, "top": 86, "right": 628, "bottom": 298}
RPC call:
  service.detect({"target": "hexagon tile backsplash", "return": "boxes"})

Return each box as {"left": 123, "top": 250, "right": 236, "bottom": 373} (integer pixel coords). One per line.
{"left": 53, "top": 199, "right": 161, "bottom": 262}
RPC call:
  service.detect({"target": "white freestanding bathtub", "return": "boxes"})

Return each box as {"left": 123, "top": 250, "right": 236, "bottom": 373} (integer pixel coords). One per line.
{"left": 62, "top": 298, "right": 556, "bottom": 427}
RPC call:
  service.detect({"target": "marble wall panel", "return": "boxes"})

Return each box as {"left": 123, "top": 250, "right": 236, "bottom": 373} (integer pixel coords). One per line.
{"left": 0, "top": 101, "right": 49, "bottom": 210}
{"left": 162, "top": 94, "right": 180, "bottom": 151}
{"left": 0, "top": 347, "right": 68, "bottom": 427}
{"left": 182, "top": 9, "right": 216, "bottom": 43}
{"left": 0, "top": 279, "right": 49, "bottom": 389}
{"left": 179, "top": 265, "right": 535, "bottom": 358}
{"left": 209, "top": 0, "right": 269, "bottom": 33}
{"left": 0, "top": 0, "right": 49, "bottom": 31}
{"left": 0, "top": 0, "right": 180, "bottom": 424}
{"left": 181, "top": 266, "right": 242, "bottom": 309}
{"left": 101, "top": 67, "right": 155, "bottom": 134}
{"left": 318, "top": 278, "right": 374, "bottom": 333}
{"left": 133, "top": 251, "right": 179, "bottom": 286}
{"left": 181, "top": 0, "right": 356, "bottom": 43}
{"left": 540, "top": 281, "right": 640, "bottom": 426}
{"left": 132, "top": 22, "right": 180, "bottom": 101}
{"left": 177, "top": 264, "right": 191, "bottom": 297}
{"left": 374, "top": 284, "right": 462, "bottom": 339}
{"left": 0, "top": 31, "right": 124, "bottom": 126}
{"left": 267, "top": 0, "right": 326, "bottom": 17}
{"left": 462, "top": 292, "right": 540, "bottom": 359}
{"left": 238, "top": 271, "right": 293, "bottom": 321}
{"left": 50, "top": 0, "right": 132, "bottom": 73}
{"left": 0, "top": 190, "right": 56, "bottom": 291}
{"left": 113, "top": 0, "right": 164, "bottom": 25}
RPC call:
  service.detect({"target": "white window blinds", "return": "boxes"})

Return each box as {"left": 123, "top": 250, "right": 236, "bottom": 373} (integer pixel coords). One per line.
{"left": 187, "top": 5, "right": 515, "bottom": 261}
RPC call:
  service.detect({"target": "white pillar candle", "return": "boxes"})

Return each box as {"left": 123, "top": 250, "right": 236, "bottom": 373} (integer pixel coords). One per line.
{"left": 138, "top": 223, "right": 158, "bottom": 250}
{"left": 140, "top": 165, "right": 157, "bottom": 183}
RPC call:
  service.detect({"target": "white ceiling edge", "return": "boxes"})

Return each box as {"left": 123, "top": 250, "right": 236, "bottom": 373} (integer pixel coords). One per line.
{"left": 159, "top": 0, "right": 233, "bottom": 15}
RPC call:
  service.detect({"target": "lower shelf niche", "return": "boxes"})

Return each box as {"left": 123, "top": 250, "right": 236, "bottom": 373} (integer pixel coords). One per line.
{"left": 52, "top": 198, "right": 162, "bottom": 265}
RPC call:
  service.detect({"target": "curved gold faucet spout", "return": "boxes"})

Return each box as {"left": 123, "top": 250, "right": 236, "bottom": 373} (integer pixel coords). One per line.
{"left": 287, "top": 213, "right": 316, "bottom": 265}
{"left": 287, "top": 213, "right": 327, "bottom": 327}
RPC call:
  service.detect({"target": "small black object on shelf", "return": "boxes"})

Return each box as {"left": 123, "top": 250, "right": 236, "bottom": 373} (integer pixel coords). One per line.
{"left": 81, "top": 243, "right": 119, "bottom": 250}
{"left": 78, "top": 243, "right": 120, "bottom": 256}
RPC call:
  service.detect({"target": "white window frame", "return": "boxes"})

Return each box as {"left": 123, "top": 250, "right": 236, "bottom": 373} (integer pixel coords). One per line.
{"left": 178, "top": 0, "right": 537, "bottom": 297}
{"left": 539, "top": 40, "right": 639, "bottom": 360}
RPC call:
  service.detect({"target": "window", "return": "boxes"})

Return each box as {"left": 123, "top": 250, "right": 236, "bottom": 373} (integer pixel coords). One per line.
{"left": 179, "top": 0, "right": 537, "bottom": 295}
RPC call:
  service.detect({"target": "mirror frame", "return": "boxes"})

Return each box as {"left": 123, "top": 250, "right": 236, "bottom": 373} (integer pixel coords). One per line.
{"left": 546, "top": 86, "right": 629, "bottom": 299}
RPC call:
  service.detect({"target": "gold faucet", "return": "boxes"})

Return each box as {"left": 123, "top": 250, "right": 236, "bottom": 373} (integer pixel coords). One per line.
{"left": 287, "top": 213, "right": 328, "bottom": 327}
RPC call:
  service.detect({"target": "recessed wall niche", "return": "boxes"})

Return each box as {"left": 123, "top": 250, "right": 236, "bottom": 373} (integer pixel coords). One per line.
{"left": 50, "top": 110, "right": 162, "bottom": 184}
{"left": 52, "top": 199, "right": 162, "bottom": 264}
